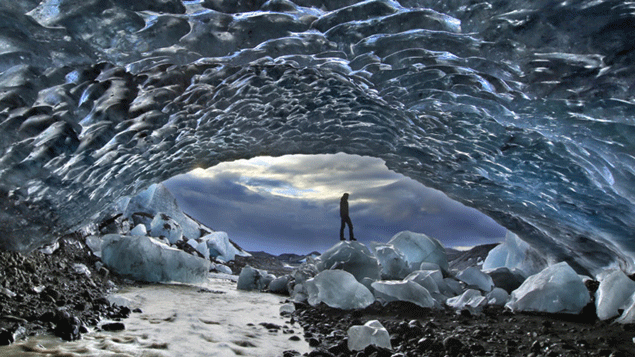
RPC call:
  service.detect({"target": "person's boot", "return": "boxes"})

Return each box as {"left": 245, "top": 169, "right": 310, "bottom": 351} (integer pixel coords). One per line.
{"left": 340, "top": 237, "right": 345, "bottom": 241}
{"left": 350, "top": 237, "right": 356, "bottom": 241}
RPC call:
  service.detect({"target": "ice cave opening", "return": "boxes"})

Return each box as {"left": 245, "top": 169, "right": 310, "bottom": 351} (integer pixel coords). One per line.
{"left": 160, "top": 153, "right": 507, "bottom": 255}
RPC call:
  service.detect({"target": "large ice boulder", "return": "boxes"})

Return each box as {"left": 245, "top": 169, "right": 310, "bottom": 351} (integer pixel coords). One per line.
{"left": 347, "top": 320, "right": 392, "bottom": 352}
{"left": 305, "top": 270, "right": 375, "bottom": 310}
{"left": 486, "top": 287, "right": 510, "bottom": 306}
{"left": 187, "top": 239, "right": 210, "bottom": 260}
{"left": 371, "top": 243, "right": 410, "bottom": 280}
{"left": 595, "top": 270, "right": 635, "bottom": 320}
{"left": 456, "top": 267, "right": 494, "bottom": 292}
{"left": 387, "top": 231, "right": 449, "bottom": 272}
{"left": 202, "top": 232, "right": 245, "bottom": 262}
{"left": 268, "top": 275, "right": 292, "bottom": 295}
{"left": 315, "top": 241, "right": 381, "bottom": 282}
{"left": 616, "top": 299, "right": 635, "bottom": 324}
{"left": 371, "top": 280, "right": 439, "bottom": 308}
{"left": 237, "top": 266, "right": 276, "bottom": 291}
{"left": 506, "top": 262, "right": 590, "bottom": 314}
{"left": 101, "top": 234, "right": 210, "bottom": 283}
{"left": 482, "top": 232, "right": 547, "bottom": 276}
{"left": 123, "top": 183, "right": 207, "bottom": 240}
{"left": 150, "top": 213, "right": 183, "bottom": 244}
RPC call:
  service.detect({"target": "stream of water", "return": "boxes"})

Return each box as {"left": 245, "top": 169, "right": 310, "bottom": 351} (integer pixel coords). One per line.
{"left": 0, "top": 277, "right": 309, "bottom": 356}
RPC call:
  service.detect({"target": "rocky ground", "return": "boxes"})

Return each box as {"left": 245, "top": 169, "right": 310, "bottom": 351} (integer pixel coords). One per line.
{"left": 0, "top": 233, "right": 131, "bottom": 345}
{"left": 289, "top": 301, "right": 635, "bottom": 357}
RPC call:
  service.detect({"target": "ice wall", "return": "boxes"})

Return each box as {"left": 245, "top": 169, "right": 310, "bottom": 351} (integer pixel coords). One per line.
{"left": 0, "top": 0, "right": 634, "bottom": 275}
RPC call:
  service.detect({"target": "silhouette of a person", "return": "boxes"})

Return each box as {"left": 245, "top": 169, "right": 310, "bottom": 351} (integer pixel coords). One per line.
{"left": 340, "top": 193, "right": 355, "bottom": 241}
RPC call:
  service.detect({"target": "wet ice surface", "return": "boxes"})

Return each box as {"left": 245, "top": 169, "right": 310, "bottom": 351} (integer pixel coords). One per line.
{"left": 0, "top": 277, "right": 309, "bottom": 356}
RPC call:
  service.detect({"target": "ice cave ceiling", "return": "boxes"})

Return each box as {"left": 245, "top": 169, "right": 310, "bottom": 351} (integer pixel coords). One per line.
{"left": 0, "top": 0, "right": 634, "bottom": 276}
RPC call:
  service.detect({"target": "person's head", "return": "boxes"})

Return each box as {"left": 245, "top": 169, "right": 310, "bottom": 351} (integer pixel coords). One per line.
{"left": 342, "top": 193, "right": 349, "bottom": 200}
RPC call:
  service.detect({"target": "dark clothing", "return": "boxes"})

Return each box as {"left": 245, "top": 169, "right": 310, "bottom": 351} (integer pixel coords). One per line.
{"left": 339, "top": 194, "right": 354, "bottom": 240}
{"left": 340, "top": 215, "right": 354, "bottom": 240}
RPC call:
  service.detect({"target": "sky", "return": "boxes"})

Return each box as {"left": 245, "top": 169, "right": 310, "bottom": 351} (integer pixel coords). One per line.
{"left": 162, "top": 153, "right": 506, "bottom": 255}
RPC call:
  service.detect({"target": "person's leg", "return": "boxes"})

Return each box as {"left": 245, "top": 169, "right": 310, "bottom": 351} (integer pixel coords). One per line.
{"left": 340, "top": 218, "right": 346, "bottom": 240}
{"left": 346, "top": 216, "right": 355, "bottom": 240}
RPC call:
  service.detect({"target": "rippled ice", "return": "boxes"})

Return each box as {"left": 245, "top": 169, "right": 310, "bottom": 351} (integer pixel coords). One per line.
{"left": 0, "top": 277, "right": 309, "bottom": 356}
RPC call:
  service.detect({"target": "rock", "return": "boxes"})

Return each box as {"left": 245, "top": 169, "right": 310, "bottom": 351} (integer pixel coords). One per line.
{"left": 54, "top": 310, "right": 83, "bottom": 341}
{"left": 443, "top": 336, "right": 464, "bottom": 354}
{"left": 101, "top": 322, "right": 125, "bottom": 331}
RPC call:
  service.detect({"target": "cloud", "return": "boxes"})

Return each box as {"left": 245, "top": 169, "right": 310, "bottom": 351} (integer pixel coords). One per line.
{"left": 163, "top": 153, "right": 505, "bottom": 254}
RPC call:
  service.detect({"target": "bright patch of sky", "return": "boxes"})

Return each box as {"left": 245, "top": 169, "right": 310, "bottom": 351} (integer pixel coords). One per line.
{"left": 163, "top": 153, "right": 505, "bottom": 255}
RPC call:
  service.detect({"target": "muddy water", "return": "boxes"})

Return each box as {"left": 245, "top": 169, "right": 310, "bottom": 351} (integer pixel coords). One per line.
{"left": 0, "top": 277, "right": 309, "bottom": 356}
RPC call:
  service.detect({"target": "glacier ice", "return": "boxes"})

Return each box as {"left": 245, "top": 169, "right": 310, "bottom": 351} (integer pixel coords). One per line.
{"left": 268, "top": 275, "right": 292, "bottom": 295}
{"left": 486, "top": 287, "right": 510, "bottom": 306}
{"left": 595, "top": 270, "right": 635, "bottom": 320}
{"left": 236, "top": 266, "right": 275, "bottom": 291}
{"left": 371, "top": 243, "right": 410, "bottom": 280}
{"left": 202, "top": 232, "right": 246, "bottom": 262}
{"left": 446, "top": 289, "right": 487, "bottom": 313}
{"left": 347, "top": 320, "right": 392, "bottom": 352}
{"left": 315, "top": 241, "right": 381, "bottom": 282}
{"left": 100, "top": 234, "right": 210, "bottom": 283}
{"left": 305, "top": 270, "right": 375, "bottom": 310}
{"left": 482, "top": 232, "right": 547, "bottom": 276}
{"left": 371, "top": 280, "right": 439, "bottom": 308}
{"left": 405, "top": 270, "right": 442, "bottom": 294}
{"left": 0, "top": 0, "right": 634, "bottom": 279}
{"left": 387, "top": 231, "right": 449, "bottom": 272}
{"left": 150, "top": 213, "right": 183, "bottom": 244}
{"left": 456, "top": 267, "right": 494, "bottom": 292}
{"left": 187, "top": 239, "right": 209, "bottom": 260}
{"left": 130, "top": 224, "right": 147, "bottom": 236}
{"left": 506, "top": 262, "right": 591, "bottom": 314}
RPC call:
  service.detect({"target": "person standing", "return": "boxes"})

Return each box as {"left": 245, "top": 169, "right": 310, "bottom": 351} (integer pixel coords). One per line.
{"left": 340, "top": 193, "right": 356, "bottom": 241}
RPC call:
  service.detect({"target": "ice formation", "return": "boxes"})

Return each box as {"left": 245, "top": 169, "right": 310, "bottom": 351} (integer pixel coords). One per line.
{"left": 268, "top": 275, "right": 292, "bottom": 295}
{"left": 371, "top": 280, "right": 439, "bottom": 308}
{"left": 387, "top": 231, "right": 449, "bottom": 272}
{"left": 236, "top": 266, "right": 275, "bottom": 291}
{"left": 371, "top": 243, "right": 410, "bottom": 280}
{"left": 305, "top": 270, "right": 375, "bottom": 310}
{"left": 347, "top": 320, "right": 392, "bottom": 352}
{"left": 595, "top": 270, "right": 635, "bottom": 320}
{"left": 446, "top": 289, "right": 487, "bottom": 313}
{"left": 506, "top": 262, "right": 590, "bottom": 314}
{"left": 202, "top": 232, "right": 245, "bottom": 262}
{"left": 0, "top": 0, "right": 634, "bottom": 277}
{"left": 486, "top": 288, "right": 510, "bottom": 306}
{"left": 456, "top": 267, "right": 494, "bottom": 292}
{"left": 315, "top": 241, "right": 381, "bottom": 282}
{"left": 482, "top": 232, "right": 547, "bottom": 276}
{"left": 100, "top": 234, "right": 210, "bottom": 283}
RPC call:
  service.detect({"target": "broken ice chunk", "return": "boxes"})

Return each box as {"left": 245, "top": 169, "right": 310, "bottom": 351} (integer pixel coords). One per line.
{"left": 371, "top": 243, "right": 410, "bottom": 279}
{"left": 595, "top": 269, "right": 635, "bottom": 320}
{"left": 150, "top": 213, "right": 183, "bottom": 244}
{"left": 305, "top": 270, "right": 375, "bottom": 310}
{"left": 388, "top": 231, "right": 449, "bottom": 272}
{"left": 347, "top": 320, "right": 392, "bottom": 352}
{"left": 187, "top": 238, "right": 209, "bottom": 260}
{"left": 268, "top": 275, "right": 291, "bottom": 295}
{"left": 506, "top": 262, "right": 590, "bottom": 314}
{"left": 130, "top": 224, "right": 147, "bottom": 236}
{"left": 316, "top": 241, "right": 381, "bottom": 282}
{"left": 202, "top": 231, "right": 242, "bottom": 262}
{"left": 446, "top": 289, "right": 487, "bottom": 313}
{"left": 237, "top": 266, "right": 275, "bottom": 291}
{"left": 456, "top": 267, "right": 494, "bottom": 292}
{"left": 486, "top": 287, "right": 510, "bottom": 306}
{"left": 101, "top": 234, "right": 210, "bottom": 283}
{"left": 371, "top": 280, "right": 439, "bottom": 308}
{"left": 482, "top": 231, "right": 546, "bottom": 276}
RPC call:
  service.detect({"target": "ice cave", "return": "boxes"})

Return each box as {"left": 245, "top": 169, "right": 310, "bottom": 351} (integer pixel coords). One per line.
{"left": 0, "top": 0, "right": 634, "bottom": 278}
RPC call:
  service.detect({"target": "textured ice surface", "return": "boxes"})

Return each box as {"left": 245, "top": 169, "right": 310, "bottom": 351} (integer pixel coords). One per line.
{"left": 101, "top": 234, "right": 210, "bottom": 283}
{"left": 202, "top": 232, "right": 245, "bottom": 262}
{"left": 483, "top": 232, "right": 547, "bottom": 276}
{"left": 236, "top": 266, "right": 275, "bottom": 291}
{"left": 372, "top": 243, "right": 410, "bottom": 280}
{"left": 446, "top": 289, "right": 487, "bottom": 313}
{"left": 347, "top": 320, "right": 392, "bottom": 352}
{"left": 456, "top": 267, "right": 494, "bottom": 292}
{"left": 268, "top": 275, "right": 292, "bottom": 295}
{"left": 371, "top": 280, "right": 439, "bottom": 308}
{"left": 187, "top": 238, "right": 209, "bottom": 260}
{"left": 595, "top": 270, "right": 635, "bottom": 320}
{"left": 149, "top": 213, "right": 183, "bottom": 244}
{"left": 506, "top": 262, "right": 590, "bottom": 314}
{"left": 316, "top": 241, "right": 381, "bottom": 282}
{"left": 388, "top": 231, "right": 449, "bottom": 272}
{"left": 305, "top": 270, "right": 375, "bottom": 310}
{"left": 0, "top": 0, "right": 634, "bottom": 277}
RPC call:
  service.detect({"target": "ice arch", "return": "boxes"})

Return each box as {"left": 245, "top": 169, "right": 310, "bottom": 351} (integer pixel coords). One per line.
{"left": 0, "top": 0, "right": 634, "bottom": 277}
